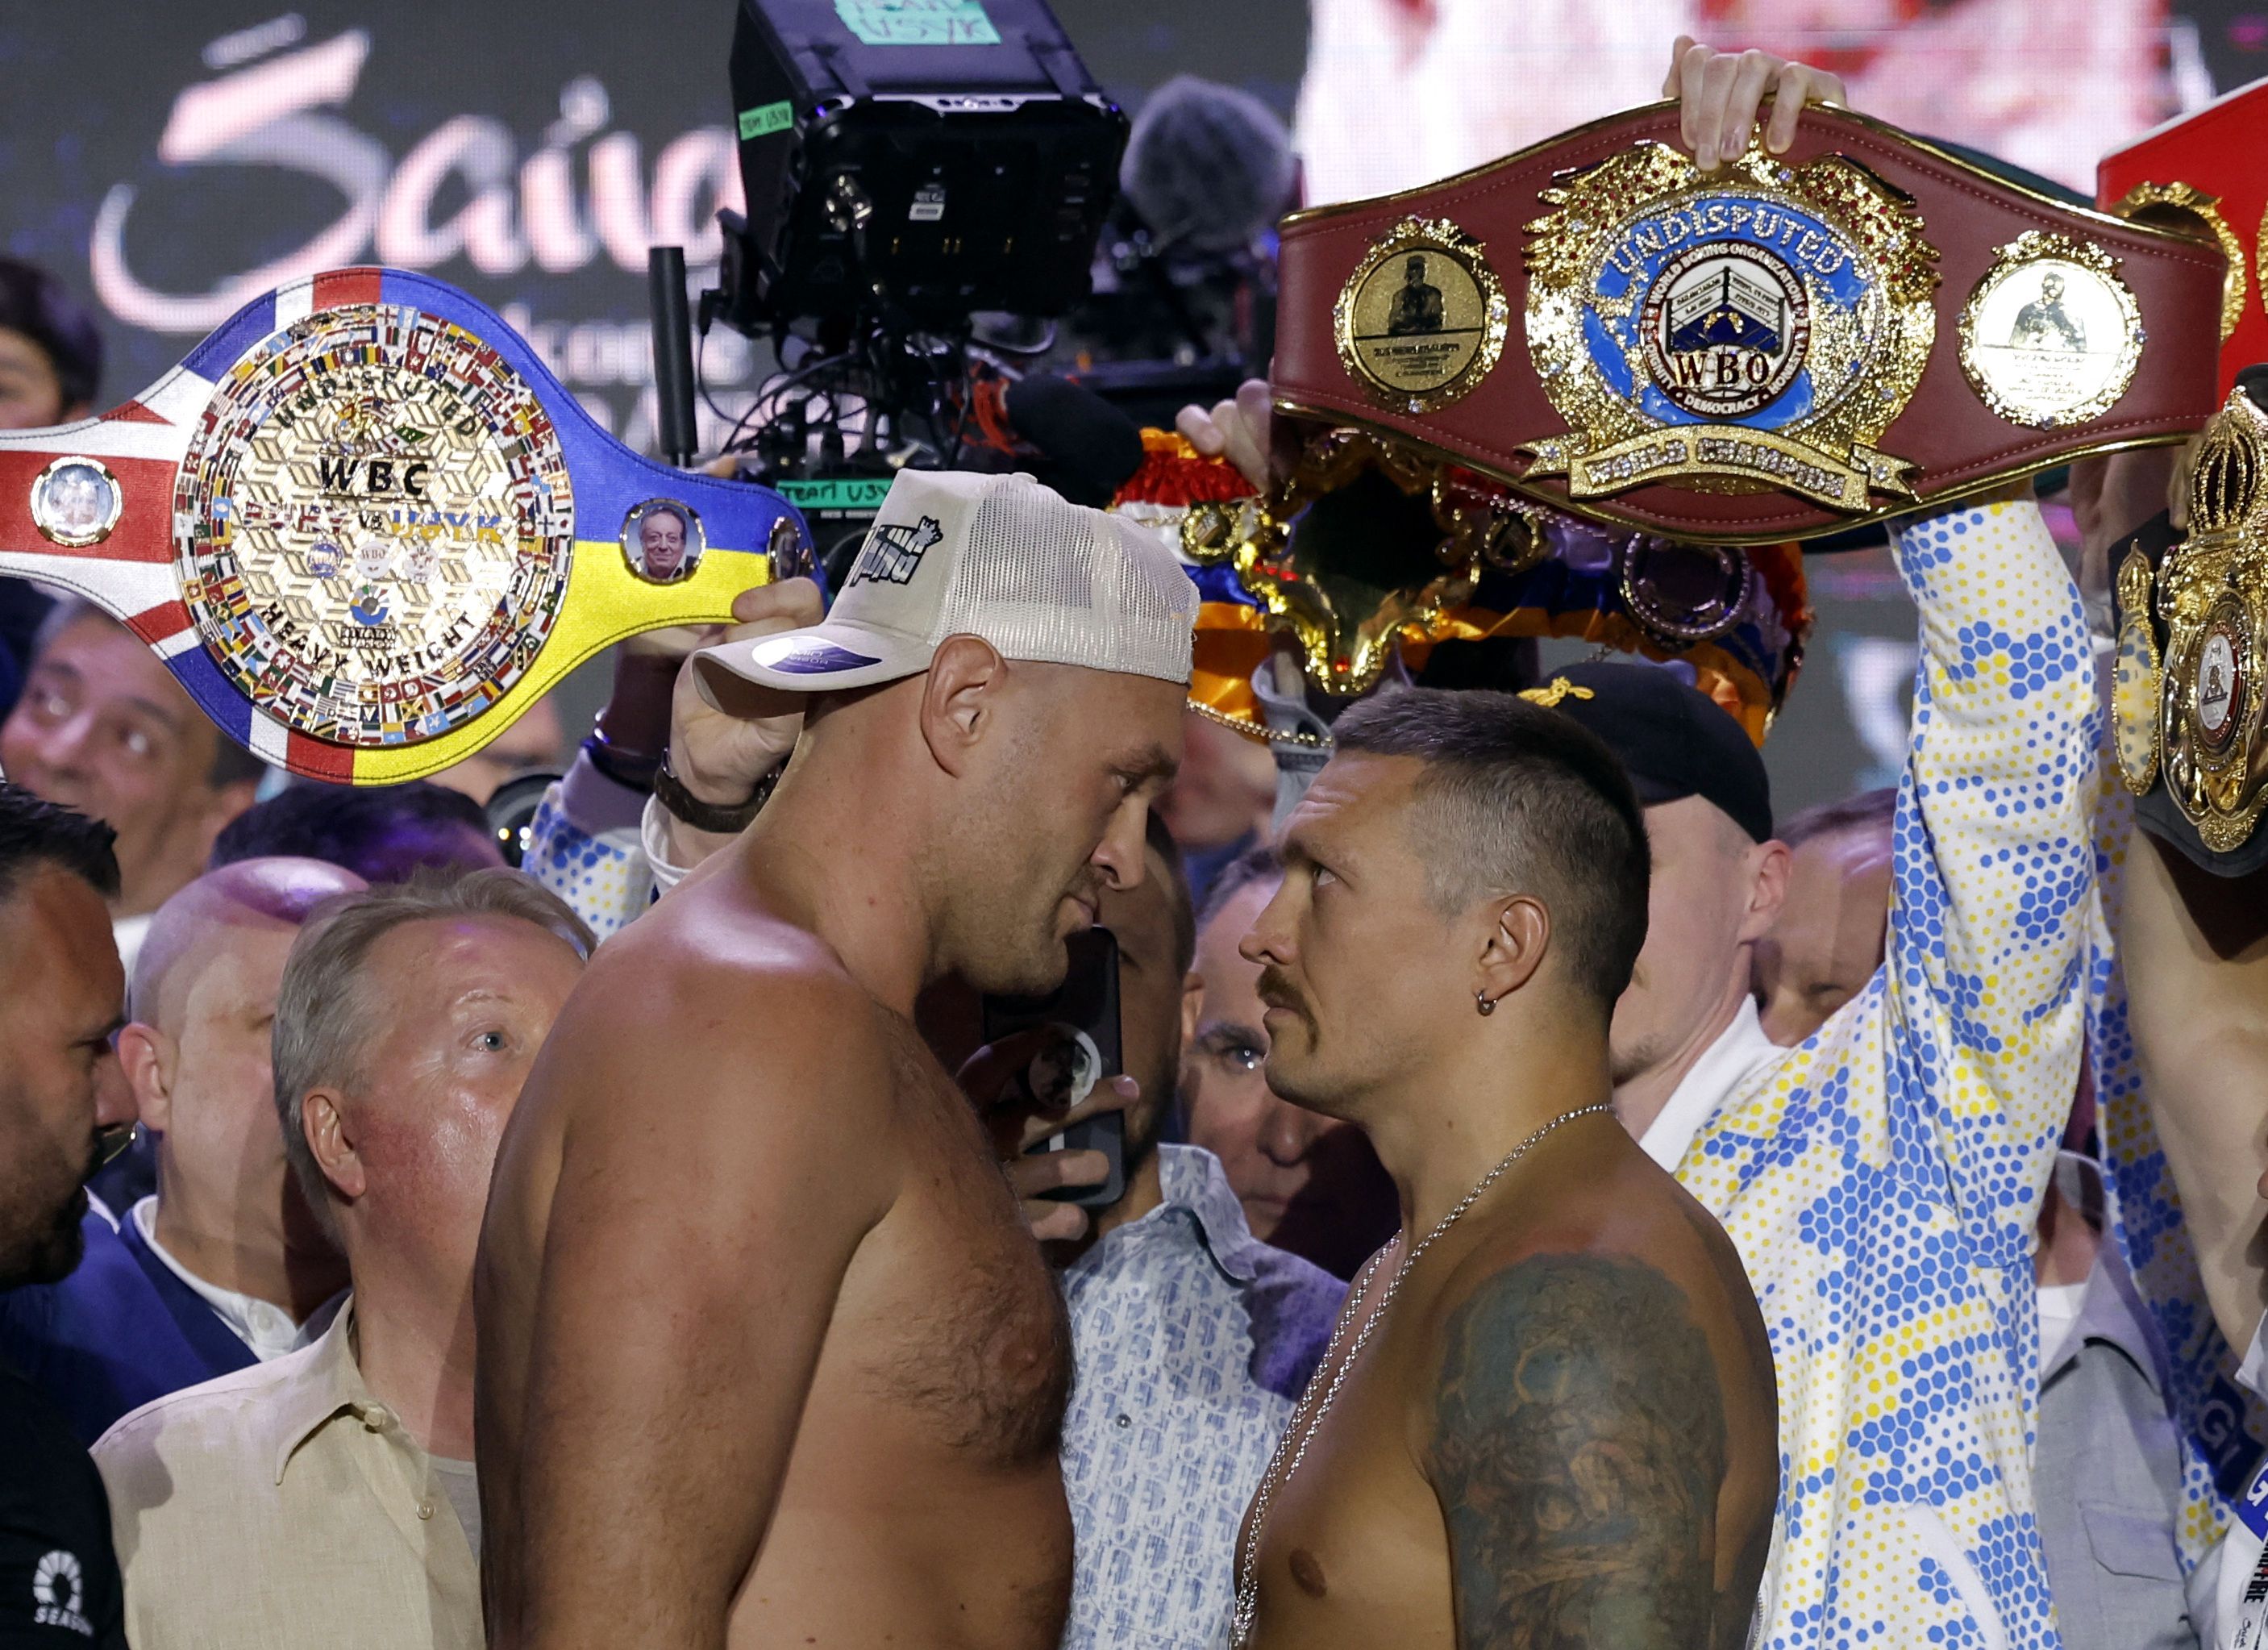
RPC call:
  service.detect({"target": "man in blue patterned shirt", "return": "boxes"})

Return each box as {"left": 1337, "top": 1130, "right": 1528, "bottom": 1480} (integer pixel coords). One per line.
{"left": 1009, "top": 823, "right": 1344, "bottom": 1650}
{"left": 1178, "top": 50, "right": 2098, "bottom": 1643}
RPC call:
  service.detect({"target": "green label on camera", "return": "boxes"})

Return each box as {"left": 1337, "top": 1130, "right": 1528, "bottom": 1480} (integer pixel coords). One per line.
{"left": 776, "top": 477, "right": 895, "bottom": 512}
{"left": 833, "top": 0, "right": 1001, "bottom": 46}
{"left": 738, "top": 101, "right": 795, "bottom": 141}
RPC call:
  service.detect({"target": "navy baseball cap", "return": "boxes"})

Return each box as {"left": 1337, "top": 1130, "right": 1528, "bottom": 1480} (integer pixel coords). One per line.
{"left": 1524, "top": 660, "right": 1775, "bottom": 843}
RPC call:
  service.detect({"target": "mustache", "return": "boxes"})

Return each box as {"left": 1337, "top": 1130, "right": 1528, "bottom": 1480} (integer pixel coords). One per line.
{"left": 1256, "top": 968, "right": 1308, "bottom": 1018}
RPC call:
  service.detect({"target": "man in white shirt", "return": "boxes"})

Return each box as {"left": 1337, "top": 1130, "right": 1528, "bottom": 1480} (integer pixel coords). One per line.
{"left": 0, "top": 856, "right": 360, "bottom": 1440}
{"left": 94, "top": 869, "right": 591, "bottom": 1650}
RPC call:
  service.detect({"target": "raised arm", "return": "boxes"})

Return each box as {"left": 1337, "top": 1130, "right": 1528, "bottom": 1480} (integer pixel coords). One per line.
{"left": 519, "top": 579, "right": 821, "bottom": 936}
{"left": 1883, "top": 493, "right": 2096, "bottom": 1268}
{"left": 1426, "top": 1252, "right": 1737, "bottom": 1649}
{"left": 480, "top": 953, "right": 897, "bottom": 1650}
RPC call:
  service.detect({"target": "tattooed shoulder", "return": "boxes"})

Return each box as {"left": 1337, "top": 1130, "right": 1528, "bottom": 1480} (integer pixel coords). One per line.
{"left": 1428, "top": 1252, "right": 1728, "bottom": 1650}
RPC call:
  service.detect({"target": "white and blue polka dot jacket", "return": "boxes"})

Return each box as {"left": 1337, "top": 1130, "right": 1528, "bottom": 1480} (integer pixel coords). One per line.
{"left": 1671, "top": 496, "right": 2094, "bottom": 1650}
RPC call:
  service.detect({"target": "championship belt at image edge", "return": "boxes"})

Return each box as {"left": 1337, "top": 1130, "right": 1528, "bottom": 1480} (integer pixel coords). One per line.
{"left": 2098, "top": 76, "right": 2268, "bottom": 398}
{"left": 2112, "top": 381, "right": 2268, "bottom": 872}
{"left": 1271, "top": 100, "right": 2228, "bottom": 544}
{"left": 0, "top": 267, "right": 812, "bottom": 785}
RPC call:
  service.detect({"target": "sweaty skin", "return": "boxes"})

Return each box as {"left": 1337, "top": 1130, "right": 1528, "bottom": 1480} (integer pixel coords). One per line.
{"left": 476, "top": 648, "right": 1183, "bottom": 1650}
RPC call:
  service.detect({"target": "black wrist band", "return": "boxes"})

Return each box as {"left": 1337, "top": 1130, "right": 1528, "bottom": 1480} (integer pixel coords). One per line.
{"left": 584, "top": 708, "right": 664, "bottom": 793}
{"left": 581, "top": 732, "right": 661, "bottom": 794}
{"left": 654, "top": 751, "right": 778, "bottom": 835}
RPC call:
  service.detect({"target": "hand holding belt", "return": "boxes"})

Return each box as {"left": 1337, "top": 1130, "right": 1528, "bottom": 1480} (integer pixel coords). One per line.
{"left": 0, "top": 267, "right": 812, "bottom": 785}
{"left": 1273, "top": 101, "right": 2226, "bottom": 544}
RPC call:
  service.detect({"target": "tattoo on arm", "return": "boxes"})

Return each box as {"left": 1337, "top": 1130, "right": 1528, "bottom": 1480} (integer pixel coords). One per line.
{"left": 1429, "top": 1254, "right": 1728, "bottom": 1649}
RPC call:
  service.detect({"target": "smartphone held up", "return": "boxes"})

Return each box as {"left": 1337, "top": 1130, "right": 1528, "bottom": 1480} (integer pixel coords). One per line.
{"left": 981, "top": 927, "right": 1128, "bottom": 1211}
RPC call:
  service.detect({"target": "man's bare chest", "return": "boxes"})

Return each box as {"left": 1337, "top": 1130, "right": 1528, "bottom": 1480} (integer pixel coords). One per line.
{"left": 826, "top": 1045, "right": 1072, "bottom": 1469}
{"left": 1241, "top": 1320, "right": 1454, "bottom": 1649}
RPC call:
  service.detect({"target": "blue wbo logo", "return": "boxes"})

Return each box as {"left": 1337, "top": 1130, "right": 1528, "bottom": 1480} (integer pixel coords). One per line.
{"left": 1587, "top": 195, "right": 1870, "bottom": 435}
{"left": 1521, "top": 145, "right": 1937, "bottom": 514}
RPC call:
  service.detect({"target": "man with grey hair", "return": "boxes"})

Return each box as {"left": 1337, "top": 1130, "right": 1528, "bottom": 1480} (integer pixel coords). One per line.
{"left": 90, "top": 869, "right": 590, "bottom": 1650}
{"left": 634, "top": 502, "right": 693, "bottom": 581}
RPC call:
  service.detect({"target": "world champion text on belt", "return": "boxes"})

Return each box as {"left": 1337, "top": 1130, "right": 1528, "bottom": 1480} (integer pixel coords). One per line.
{"left": 1267, "top": 100, "right": 2226, "bottom": 544}
{"left": 1517, "top": 139, "right": 1937, "bottom": 512}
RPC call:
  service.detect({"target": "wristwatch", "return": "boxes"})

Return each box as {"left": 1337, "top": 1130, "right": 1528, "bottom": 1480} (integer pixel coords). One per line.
{"left": 653, "top": 750, "right": 779, "bottom": 835}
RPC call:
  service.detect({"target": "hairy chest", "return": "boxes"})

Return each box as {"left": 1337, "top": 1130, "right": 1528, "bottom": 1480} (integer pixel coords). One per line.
{"left": 836, "top": 1044, "right": 1073, "bottom": 1470}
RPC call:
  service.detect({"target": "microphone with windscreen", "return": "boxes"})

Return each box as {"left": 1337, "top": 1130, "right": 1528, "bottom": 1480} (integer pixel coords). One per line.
{"left": 1119, "top": 76, "right": 1298, "bottom": 255}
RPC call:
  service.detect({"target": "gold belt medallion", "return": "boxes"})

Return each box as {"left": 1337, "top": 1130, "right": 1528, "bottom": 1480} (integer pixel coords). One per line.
{"left": 1518, "top": 140, "right": 1938, "bottom": 510}
{"left": 2156, "top": 388, "right": 2268, "bottom": 850}
{"left": 1333, "top": 217, "right": 1511, "bottom": 415}
{"left": 1958, "top": 233, "right": 2144, "bottom": 429}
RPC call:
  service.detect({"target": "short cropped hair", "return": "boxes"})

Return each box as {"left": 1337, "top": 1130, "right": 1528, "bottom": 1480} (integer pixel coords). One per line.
{"left": 0, "top": 782, "right": 119, "bottom": 904}
{"left": 1198, "top": 840, "right": 1282, "bottom": 933}
{"left": 0, "top": 258, "right": 102, "bottom": 411}
{"left": 1779, "top": 785, "right": 1896, "bottom": 850}
{"left": 213, "top": 779, "right": 494, "bottom": 881}
{"left": 1330, "top": 687, "right": 1650, "bottom": 1011}
{"left": 272, "top": 869, "right": 592, "bottom": 1227}
{"left": 641, "top": 502, "right": 691, "bottom": 535}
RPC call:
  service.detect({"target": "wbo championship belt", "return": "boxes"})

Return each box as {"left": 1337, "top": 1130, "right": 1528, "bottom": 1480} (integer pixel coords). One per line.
{"left": 0, "top": 267, "right": 809, "bottom": 785}
{"left": 1273, "top": 102, "right": 2228, "bottom": 544}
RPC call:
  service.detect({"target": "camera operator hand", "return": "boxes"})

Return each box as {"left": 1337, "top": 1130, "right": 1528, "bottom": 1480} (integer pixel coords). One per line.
{"left": 958, "top": 1029, "right": 1139, "bottom": 1245}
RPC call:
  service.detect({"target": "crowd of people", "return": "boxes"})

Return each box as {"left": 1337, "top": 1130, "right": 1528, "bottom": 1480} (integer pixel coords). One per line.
{"left": 0, "top": 34, "right": 2262, "bottom": 1650}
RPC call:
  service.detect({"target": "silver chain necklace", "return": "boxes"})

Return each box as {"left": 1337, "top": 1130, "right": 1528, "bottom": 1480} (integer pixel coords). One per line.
{"left": 1228, "top": 1099, "right": 1615, "bottom": 1647}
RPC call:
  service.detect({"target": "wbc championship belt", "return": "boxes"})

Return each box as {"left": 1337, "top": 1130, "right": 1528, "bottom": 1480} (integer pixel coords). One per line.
{"left": 1272, "top": 102, "right": 2227, "bottom": 544}
{"left": 0, "top": 268, "right": 809, "bottom": 784}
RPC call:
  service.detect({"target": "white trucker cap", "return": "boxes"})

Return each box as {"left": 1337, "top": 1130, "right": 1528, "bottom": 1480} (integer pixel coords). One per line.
{"left": 694, "top": 469, "right": 1199, "bottom": 699}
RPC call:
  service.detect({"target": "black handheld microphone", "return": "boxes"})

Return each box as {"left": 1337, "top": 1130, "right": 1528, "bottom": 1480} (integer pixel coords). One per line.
{"left": 648, "top": 246, "right": 699, "bottom": 469}
{"left": 1001, "top": 374, "right": 1146, "bottom": 507}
